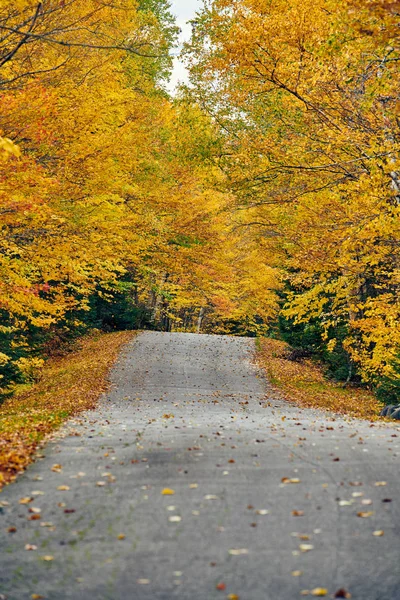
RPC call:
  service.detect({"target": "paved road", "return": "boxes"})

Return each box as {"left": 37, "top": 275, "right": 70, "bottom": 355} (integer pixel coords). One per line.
{"left": 1, "top": 332, "right": 400, "bottom": 600}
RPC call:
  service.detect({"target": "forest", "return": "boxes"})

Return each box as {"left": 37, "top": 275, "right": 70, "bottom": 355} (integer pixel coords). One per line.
{"left": 0, "top": 0, "right": 399, "bottom": 404}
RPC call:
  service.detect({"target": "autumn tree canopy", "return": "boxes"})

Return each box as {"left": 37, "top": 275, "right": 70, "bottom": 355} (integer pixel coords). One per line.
{"left": 183, "top": 0, "right": 400, "bottom": 396}
{"left": 1, "top": 0, "right": 399, "bottom": 402}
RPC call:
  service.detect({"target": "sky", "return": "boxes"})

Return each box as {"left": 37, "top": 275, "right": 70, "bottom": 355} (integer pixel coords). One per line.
{"left": 167, "top": 0, "right": 203, "bottom": 92}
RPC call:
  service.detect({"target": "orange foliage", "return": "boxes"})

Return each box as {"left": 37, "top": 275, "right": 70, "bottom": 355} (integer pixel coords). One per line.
{"left": 0, "top": 331, "right": 134, "bottom": 487}
{"left": 257, "top": 339, "right": 383, "bottom": 419}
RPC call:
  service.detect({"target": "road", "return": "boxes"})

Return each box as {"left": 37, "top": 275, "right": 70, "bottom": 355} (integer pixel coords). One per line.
{"left": 1, "top": 332, "right": 400, "bottom": 600}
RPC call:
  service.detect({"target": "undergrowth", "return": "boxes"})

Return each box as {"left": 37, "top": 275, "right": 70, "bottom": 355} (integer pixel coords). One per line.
{"left": 257, "top": 338, "right": 383, "bottom": 420}
{"left": 0, "top": 330, "right": 134, "bottom": 487}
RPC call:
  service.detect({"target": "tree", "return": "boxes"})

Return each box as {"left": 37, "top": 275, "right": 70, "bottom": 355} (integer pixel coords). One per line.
{"left": 184, "top": 0, "right": 400, "bottom": 394}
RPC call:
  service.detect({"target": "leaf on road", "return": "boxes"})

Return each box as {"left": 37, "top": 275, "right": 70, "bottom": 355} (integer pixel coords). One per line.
{"left": 299, "top": 544, "right": 314, "bottom": 552}
{"left": 375, "top": 481, "right": 387, "bottom": 487}
{"left": 373, "top": 530, "right": 384, "bottom": 537}
{"left": 216, "top": 583, "right": 226, "bottom": 590}
{"left": 40, "top": 555, "right": 54, "bottom": 561}
{"left": 169, "top": 516, "right": 182, "bottom": 522}
{"left": 19, "top": 497, "right": 33, "bottom": 504}
{"left": 229, "top": 549, "right": 249, "bottom": 556}
{"left": 292, "top": 571, "right": 303, "bottom": 577}
{"left": 25, "top": 544, "right": 38, "bottom": 551}
{"left": 292, "top": 510, "right": 304, "bottom": 516}
{"left": 357, "top": 511, "right": 374, "bottom": 518}
{"left": 311, "top": 589, "right": 328, "bottom": 597}
{"left": 282, "top": 477, "right": 301, "bottom": 484}
{"left": 334, "top": 589, "right": 352, "bottom": 598}
{"left": 161, "top": 488, "right": 175, "bottom": 496}
{"left": 57, "top": 485, "right": 70, "bottom": 491}
{"left": 51, "top": 464, "right": 62, "bottom": 473}
{"left": 117, "top": 534, "right": 126, "bottom": 540}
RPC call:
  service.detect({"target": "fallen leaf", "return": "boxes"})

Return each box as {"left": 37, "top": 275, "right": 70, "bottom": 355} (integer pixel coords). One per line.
{"left": 117, "top": 534, "right": 126, "bottom": 540}
{"left": 228, "top": 595, "right": 239, "bottom": 600}
{"left": 292, "top": 510, "right": 304, "bottom": 516}
{"left": 25, "top": 544, "right": 38, "bottom": 551}
{"left": 7, "top": 527, "right": 17, "bottom": 533}
{"left": 204, "top": 495, "right": 219, "bottom": 500}
{"left": 57, "top": 485, "right": 70, "bottom": 491}
{"left": 189, "top": 484, "right": 198, "bottom": 489}
{"left": 292, "top": 571, "right": 303, "bottom": 577}
{"left": 334, "top": 589, "right": 352, "bottom": 599}
{"left": 19, "top": 497, "right": 33, "bottom": 505}
{"left": 31, "top": 595, "right": 44, "bottom": 600}
{"left": 228, "top": 549, "right": 249, "bottom": 556}
{"left": 256, "top": 509, "right": 269, "bottom": 515}
{"left": 216, "top": 583, "right": 226, "bottom": 591}
{"left": 51, "top": 464, "right": 62, "bottom": 472}
{"left": 40, "top": 555, "right": 54, "bottom": 562}
{"left": 169, "top": 516, "right": 182, "bottom": 523}
{"left": 373, "top": 530, "right": 384, "bottom": 537}
{"left": 137, "top": 579, "right": 150, "bottom": 585}
{"left": 299, "top": 544, "right": 314, "bottom": 552}
{"left": 357, "top": 511, "right": 374, "bottom": 518}
{"left": 311, "top": 589, "right": 328, "bottom": 597}
{"left": 375, "top": 481, "right": 387, "bottom": 487}
{"left": 29, "top": 514, "right": 41, "bottom": 521}
{"left": 161, "top": 488, "right": 175, "bottom": 496}
{"left": 282, "top": 477, "right": 301, "bottom": 484}
{"left": 96, "top": 481, "right": 106, "bottom": 487}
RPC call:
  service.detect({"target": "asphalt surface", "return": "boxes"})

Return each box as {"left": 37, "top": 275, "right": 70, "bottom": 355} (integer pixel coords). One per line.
{"left": 1, "top": 332, "right": 400, "bottom": 600}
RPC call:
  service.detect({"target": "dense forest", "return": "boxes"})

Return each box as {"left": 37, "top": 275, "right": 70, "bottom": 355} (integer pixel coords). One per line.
{"left": 0, "top": 0, "right": 399, "bottom": 403}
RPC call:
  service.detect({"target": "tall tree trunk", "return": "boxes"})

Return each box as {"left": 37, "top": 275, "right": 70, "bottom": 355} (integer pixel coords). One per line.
{"left": 197, "top": 306, "right": 205, "bottom": 334}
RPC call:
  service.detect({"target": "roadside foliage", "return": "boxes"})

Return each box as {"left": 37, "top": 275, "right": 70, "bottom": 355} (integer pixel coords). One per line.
{"left": 184, "top": 0, "right": 400, "bottom": 400}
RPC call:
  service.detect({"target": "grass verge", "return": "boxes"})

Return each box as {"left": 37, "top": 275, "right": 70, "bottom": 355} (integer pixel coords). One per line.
{"left": 257, "top": 338, "right": 383, "bottom": 420}
{"left": 0, "top": 330, "right": 135, "bottom": 488}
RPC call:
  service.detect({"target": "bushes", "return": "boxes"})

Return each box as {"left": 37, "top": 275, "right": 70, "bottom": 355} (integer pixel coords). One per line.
{"left": 278, "top": 312, "right": 399, "bottom": 404}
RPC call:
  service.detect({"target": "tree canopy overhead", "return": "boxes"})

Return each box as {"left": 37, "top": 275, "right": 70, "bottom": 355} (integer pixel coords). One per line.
{"left": 1, "top": 0, "right": 399, "bottom": 403}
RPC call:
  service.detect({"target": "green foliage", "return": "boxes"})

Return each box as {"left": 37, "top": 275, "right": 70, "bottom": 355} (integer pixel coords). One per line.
{"left": 279, "top": 314, "right": 358, "bottom": 383}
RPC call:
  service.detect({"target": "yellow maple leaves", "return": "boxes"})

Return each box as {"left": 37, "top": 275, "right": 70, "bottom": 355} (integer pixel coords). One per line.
{"left": 185, "top": 0, "right": 400, "bottom": 392}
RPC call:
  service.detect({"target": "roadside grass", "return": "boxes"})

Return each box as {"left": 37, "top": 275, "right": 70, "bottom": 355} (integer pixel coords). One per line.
{"left": 257, "top": 338, "right": 383, "bottom": 420}
{"left": 0, "top": 330, "right": 135, "bottom": 488}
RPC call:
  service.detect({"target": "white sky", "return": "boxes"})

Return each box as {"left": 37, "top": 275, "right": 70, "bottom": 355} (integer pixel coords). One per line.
{"left": 167, "top": 0, "right": 203, "bottom": 93}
